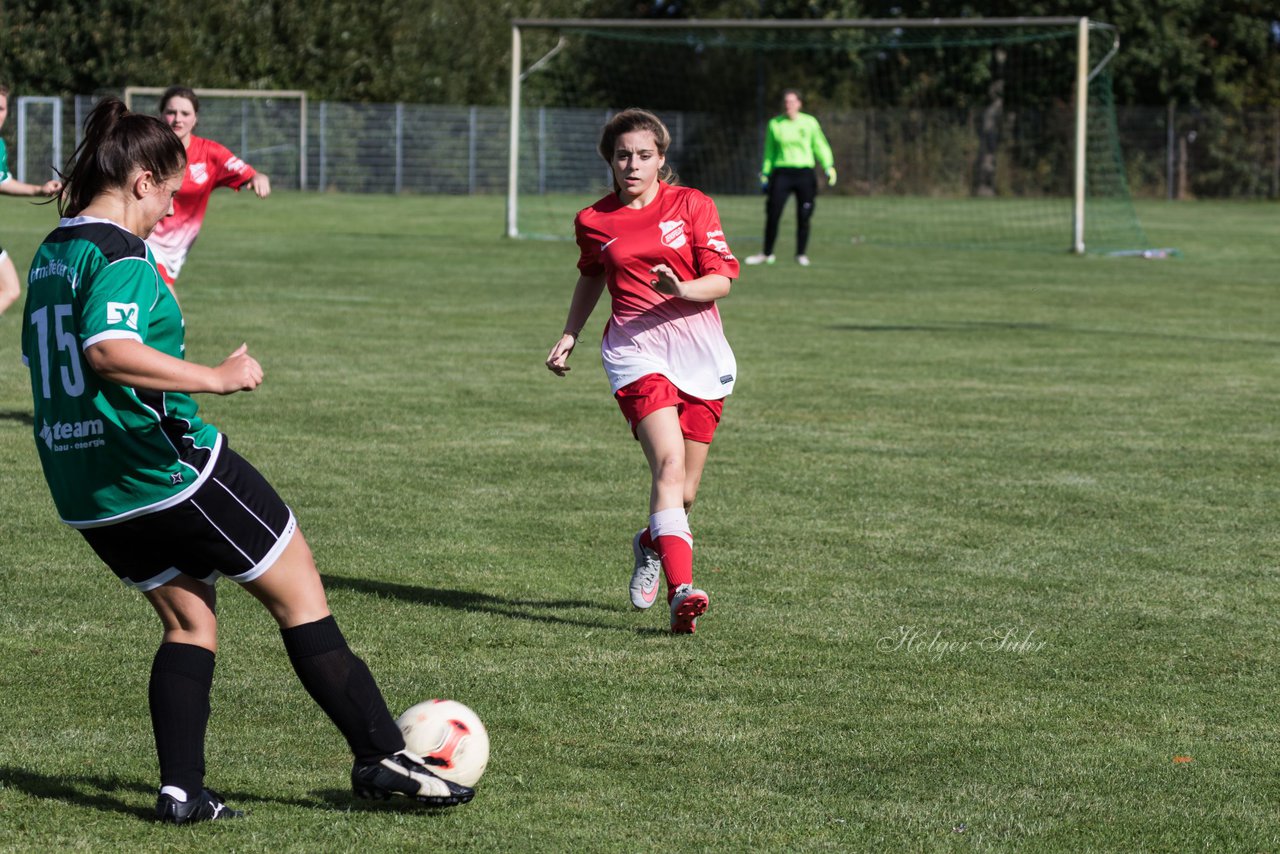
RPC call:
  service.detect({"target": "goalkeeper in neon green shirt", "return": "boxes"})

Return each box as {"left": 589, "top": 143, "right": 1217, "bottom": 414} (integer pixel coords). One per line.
{"left": 745, "top": 89, "right": 835, "bottom": 267}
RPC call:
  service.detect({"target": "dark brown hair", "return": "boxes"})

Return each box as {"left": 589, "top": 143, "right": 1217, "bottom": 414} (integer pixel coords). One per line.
{"left": 597, "top": 108, "right": 677, "bottom": 193}
{"left": 159, "top": 85, "right": 200, "bottom": 114}
{"left": 59, "top": 97, "right": 186, "bottom": 217}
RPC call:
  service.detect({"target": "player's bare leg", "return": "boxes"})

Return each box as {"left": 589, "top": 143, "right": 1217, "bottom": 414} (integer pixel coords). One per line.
{"left": 242, "top": 527, "right": 330, "bottom": 628}
{"left": 0, "top": 253, "right": 21, "bottom": 316}
{"left": 143, "top": 575, "right": 241, "bottom": 823}
{"left": 637, "top": 409, "right": 708, "bottom": 630}
{"left": 246, "top": 528, "right": 473, "bottom": 807}
{"left": 682, "top": 438, "right": 711, "bottom": 513}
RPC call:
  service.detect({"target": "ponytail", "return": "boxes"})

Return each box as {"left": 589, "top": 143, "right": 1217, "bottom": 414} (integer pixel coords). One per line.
{"left": 60, "top": 97, "right": 186, "bottom": 217}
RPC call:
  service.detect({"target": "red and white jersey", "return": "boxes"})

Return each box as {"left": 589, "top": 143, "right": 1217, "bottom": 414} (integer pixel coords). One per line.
{"left": 576, "top": 182, "right": 740, "bottom": 401}
{"left": 145, "top": 135, "right": 256, "bottom": 281}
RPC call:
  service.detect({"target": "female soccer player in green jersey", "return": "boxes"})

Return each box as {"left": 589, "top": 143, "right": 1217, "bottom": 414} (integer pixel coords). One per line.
{"left": 744, "top": 89, "right": 836, "bottom": 268}
{"left": 21, "top": 97, "right": 473, "bottom": 824}
{"left": 0, "top": 84, "right": 63, "bottom": 317}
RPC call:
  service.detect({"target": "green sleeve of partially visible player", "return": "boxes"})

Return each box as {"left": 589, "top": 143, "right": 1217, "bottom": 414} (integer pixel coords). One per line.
{"left": 0, "top": 139, "right": 10, "bottom": 184}
{"left": 79, "top": 257, "right": 162, "bottom": 348}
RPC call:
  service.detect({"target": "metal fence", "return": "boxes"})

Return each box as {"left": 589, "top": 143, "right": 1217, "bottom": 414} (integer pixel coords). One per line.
{"left": 1117, "top": 105, "right": 1280, "bottom": 200}
{"left": 8, "top": 94, "right": 1280, "bottom": 200}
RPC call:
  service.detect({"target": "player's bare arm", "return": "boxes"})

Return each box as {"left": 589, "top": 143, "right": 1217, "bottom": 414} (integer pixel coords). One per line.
{"left": 86, "top": 339, "right": 263, "bottom": 394}
{"left": 547, "top": 272, "right": 607, "bottom": 375}
{"left": 0, "top": 176, "right": 62, "bottom": 197}
{"left": 648, "top": 265, "right": 731, "bottom": 302}
{"left": 248, "top": 173, "right": 272, "bottom": 198}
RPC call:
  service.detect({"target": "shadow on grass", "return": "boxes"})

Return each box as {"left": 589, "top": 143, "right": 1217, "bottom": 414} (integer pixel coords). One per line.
{"left": 311, "top": 787, "right": 471, "bottom": 815}
{"left": 0, "top": 766, "right": 154, "bottom": 821}
{"left": 0, "top": 765, "right": 326, "bottom": 822}
{"left": 834, "top": 320, "right": 1280, "bottom": 346}
{"left": 322, "top": 574, "right": 668, "bottom": 634}
{"left": 836, "top": 320, "right": 1053, "bottom": 334}
{"left": 0, "top": 409, "right": 33, "bottom": 426}
{"left": 0, "top": 763, "right": 478, "bottom": 824}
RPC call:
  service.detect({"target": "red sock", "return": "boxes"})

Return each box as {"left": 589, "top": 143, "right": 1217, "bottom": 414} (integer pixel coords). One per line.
{"left": 656, "top": 536, "right": 693, "bottom": 602}
{"left": 638, "top": 527, "right": 654, "bottom": 551}
{"left": 649, "top": 508, "right": 693, "bottom": 603}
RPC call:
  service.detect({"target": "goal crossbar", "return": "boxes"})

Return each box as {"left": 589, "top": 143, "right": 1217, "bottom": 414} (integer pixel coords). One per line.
{"left": 514, "top": 17, "right": 1090, "bottom": 29}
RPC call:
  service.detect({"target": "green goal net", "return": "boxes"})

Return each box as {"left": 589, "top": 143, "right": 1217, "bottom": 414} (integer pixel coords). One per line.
{"left": 508, "top": 18, "right": 1149, "bottom": 254}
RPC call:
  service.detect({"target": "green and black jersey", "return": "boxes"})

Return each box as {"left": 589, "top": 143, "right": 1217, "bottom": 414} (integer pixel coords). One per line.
{"left": 21, "top": 217, "right": 221, "bottom": 527}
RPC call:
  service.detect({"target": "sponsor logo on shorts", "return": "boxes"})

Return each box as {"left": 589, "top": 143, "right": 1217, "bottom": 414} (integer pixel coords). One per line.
{"left": 659, "top": 220, "right": 687, "bottom": 249}
{"left": 107, "top": 301, "right": 139, "bottom": 330}
{"left": 40, "top": 418, "right": 106, "bottom": 452}
{"left": 720, "top": 374, "right": 734, "bottom": 385}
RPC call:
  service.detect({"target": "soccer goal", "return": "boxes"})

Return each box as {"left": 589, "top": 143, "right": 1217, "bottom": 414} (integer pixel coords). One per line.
{"left": 123, "top": 87, "right": 308, "bottom": 190}
{"left": 13, "top": 97, "right": 63, "bottom": 185}
{"left": 507, "top": 18, "right": 1148, "bottom": 254}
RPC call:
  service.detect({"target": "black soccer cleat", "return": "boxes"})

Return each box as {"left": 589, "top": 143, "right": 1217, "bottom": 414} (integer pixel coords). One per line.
{"left": 155, "top": 788, "right": 246, "bottom": 824}
{"left": 352, "top": 749, "right": 475, "bottom": 807}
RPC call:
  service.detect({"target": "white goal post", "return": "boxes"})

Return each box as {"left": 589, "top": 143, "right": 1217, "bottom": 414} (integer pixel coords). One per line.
{"left": 507, "top": 17, "right": 1123, "bottom": 253}
{"left": 124, "top": 87, "right": 309, "bottom": 190}
{"left": 14, "top": 96, "right": 63, "bottom": 184}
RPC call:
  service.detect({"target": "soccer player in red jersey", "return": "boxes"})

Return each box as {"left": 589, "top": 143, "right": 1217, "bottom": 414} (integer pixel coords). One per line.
{"left": 545, "top": 109, "right": 739, "bottom": 634}
{"left": 145, "top": 86, "right": 271, "bottom": 292}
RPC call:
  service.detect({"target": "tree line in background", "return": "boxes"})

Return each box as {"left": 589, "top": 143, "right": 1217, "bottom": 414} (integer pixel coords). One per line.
{"left": 1, "top": 0, "right": 1276, "bottom": 111}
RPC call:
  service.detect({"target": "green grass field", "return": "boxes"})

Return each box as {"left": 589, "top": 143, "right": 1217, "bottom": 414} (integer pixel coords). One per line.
{"left": 519, "top": 192, "right": 1151, "bottom": 255}
{"left": 0, "top": 193, "right": 1277, "bottom": 852}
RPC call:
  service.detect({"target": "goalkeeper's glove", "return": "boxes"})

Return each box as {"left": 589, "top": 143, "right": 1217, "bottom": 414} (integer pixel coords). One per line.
{"left": 759, "top": 174, "right": 770, "bottom": 194}
{"left": 825, "top": 167, "right": 838, "bottom": 187}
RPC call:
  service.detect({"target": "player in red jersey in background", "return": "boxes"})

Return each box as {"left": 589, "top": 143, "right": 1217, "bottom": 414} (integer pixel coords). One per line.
{"left": 545, "top": 108, "right": 739, "bottom": 634}
{"left": 145, "top": 86, "right": 271, "bottom": 293}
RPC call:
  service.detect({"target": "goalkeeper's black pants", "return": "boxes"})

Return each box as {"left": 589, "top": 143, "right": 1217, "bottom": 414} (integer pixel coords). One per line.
{"left": 763, "top": 167, "right": 818, "bottom": 257}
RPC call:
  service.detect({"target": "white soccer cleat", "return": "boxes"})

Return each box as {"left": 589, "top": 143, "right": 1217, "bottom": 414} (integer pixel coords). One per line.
{"left": 629, "top": 530, "right": 662, "bottom": 609}
{"left": 669, "top": 583, "right": 709, "bottom": 634}
{"left": 744, "top": 253, "right": 776, "bottom": 265}
{"left": 796, "top": 254, "right": 811, "bottom": 266}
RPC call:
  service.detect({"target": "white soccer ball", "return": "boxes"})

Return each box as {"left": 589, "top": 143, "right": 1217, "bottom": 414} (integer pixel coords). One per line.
{"left": 397, "top": 699, "right": 489, "bottom": 787}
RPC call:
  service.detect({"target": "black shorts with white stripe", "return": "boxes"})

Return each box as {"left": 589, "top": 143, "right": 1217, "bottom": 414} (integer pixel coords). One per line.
{"left": 80, "top": 445, "right": 296, "bottom": 591}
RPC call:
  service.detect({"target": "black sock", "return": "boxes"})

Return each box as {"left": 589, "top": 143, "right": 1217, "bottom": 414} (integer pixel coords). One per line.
{"left": 149, "top": 642, "right": 215, "bottom": 797}
{"left": 280, "top": 615, "right": 404, "bottom": 763}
